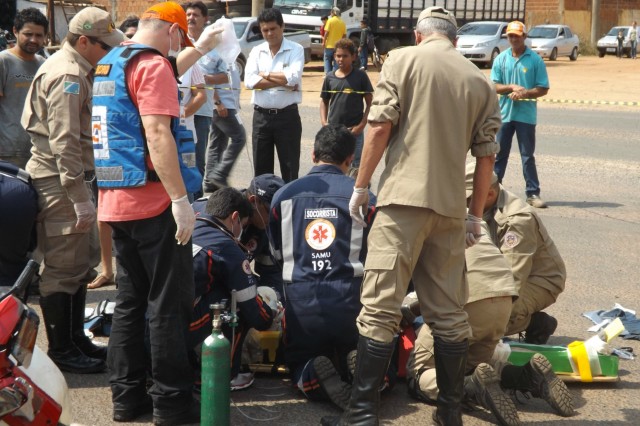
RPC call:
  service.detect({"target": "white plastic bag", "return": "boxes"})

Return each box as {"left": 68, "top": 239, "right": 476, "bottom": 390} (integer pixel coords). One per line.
{"left": 210, "top": 17, "right": 241, "bottom": 64}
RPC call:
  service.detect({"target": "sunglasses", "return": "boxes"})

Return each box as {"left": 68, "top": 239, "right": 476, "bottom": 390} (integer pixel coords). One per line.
{"left": 88, "top": 36, "right": 112, "bottom": 51}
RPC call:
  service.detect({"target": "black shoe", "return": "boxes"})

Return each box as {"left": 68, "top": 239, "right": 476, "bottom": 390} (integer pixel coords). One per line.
{"left": 153, "top": 403, "right": 200, "bottom": 426}
{"left": 313, "top": 356, "right": 352, "bottom": 411}
{"left": 524, "top": 312, "right": 558, "bottom": 344}
{"left": 48, "top": 347, "right": 106, "bottom": 374}
{"left": 525, "top": 354, "right": 574, "bottom": 417}
{"left": 464, "top": 363, "right": 521, "bottom": 426}
{"left": 114, "top": 397, "right": 153, "bottom": 422}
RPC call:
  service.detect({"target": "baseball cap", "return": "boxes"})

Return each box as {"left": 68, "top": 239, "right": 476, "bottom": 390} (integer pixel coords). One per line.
{"left": 417, "top": 7, "right": 457, "bottom": 28}
{"left": 249, "top": 174, "right": 285, "bottom": 204}
{"left": 506, "top": 21, "right": 526, "bottom": 36}
{"left": 465, "top": 162, "right": 498, "bottom": 199}
{"left": 68, "top": 7, "right": 125, "bottom": 48}
{"left": 141, "top": 1, "right": 194, "bottom": 47}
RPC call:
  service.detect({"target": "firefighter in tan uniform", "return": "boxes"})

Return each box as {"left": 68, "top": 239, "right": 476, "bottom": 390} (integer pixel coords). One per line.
{"left": 322, "top": 7, "right": 502, "bottom": 426}
{"left": 406, "top": 165, "right": 574, "bottom": 424}
{"left": 407, "top": 215, "right": 520, "bottom": 425}
{"left": 474, "top": 164, "right": 566, "bottom": 344}
{"left": 21, "top": 7, "right": 123, "bottom": 374}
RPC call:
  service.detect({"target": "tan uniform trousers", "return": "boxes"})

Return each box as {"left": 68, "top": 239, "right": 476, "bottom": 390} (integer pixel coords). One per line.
{"left": 506, "top": 282, "right": 557, "bottom": 336}
{"left": 410, "top": 296, "right": 512, "bottom": 400}
{"left": 357, "top": 205, "right": 471, "bottom": 344}
{"left": 33, "top": 176, "right": 99, "bottom": 296}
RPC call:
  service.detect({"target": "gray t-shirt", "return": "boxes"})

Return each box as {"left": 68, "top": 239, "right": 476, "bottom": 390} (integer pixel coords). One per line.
{"left": 0, "top": 50, "right": 45, "bottom": 160}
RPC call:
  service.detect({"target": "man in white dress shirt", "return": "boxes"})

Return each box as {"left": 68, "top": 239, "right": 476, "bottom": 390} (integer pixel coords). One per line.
{"left": 244, "top": 8, "right": 304, "bottom": 183}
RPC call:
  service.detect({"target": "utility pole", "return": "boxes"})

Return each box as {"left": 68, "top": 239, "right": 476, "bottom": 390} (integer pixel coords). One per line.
{"left": 47, "top": 0, "right": 56, "bottom": 44}
{"left": 591, "top": 0, "right": 600, "bottom": 45}
{"left": 252, "top": 0, "right": 265, "bottom": 17}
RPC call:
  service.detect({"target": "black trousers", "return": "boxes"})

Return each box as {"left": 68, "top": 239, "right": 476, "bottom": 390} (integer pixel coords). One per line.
{"left": 252, "top": 105, "right": 302, "bottom": 183}
{"left": 107, "top": 207, "right": 195, "bottom": 414}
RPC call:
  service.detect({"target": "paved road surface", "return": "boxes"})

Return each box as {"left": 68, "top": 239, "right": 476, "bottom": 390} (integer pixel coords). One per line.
{"left": 33, "top": 101, "right": 640, "bottom": 425}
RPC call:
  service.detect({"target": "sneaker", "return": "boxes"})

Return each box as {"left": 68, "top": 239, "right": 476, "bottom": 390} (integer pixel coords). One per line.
{"left": 230, "top": 371, "right": 255, "bottom": 391}
{"left": 464, "top": 363, "right": 521, "bottom": 426}
{"left": 526, "top": 353, "right": 574, "bottom": 417}
{"left": 313, "top": 356, "right": 352, "bottom": 411}
{"left": 524, "top": 312, "right": 558, "bottom": 345}
{"left": 526, "top": 195, "right": 548, "bottom": 208}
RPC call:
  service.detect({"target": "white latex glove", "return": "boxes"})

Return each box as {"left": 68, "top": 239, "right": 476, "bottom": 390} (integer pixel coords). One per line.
{"left": 74, "top": 200, "right": 96, "bottom": 231}
{"left": 171, "top": 195, "right": 195, "bottom": 245}
{"left": 349, "top": 187, "right": 369, "bottom": 228}
{"left": 194, "top": 24, "right": 224, "bottom": 56}
{"left": 465, "top": 213, "right": 482, "bottom": 249}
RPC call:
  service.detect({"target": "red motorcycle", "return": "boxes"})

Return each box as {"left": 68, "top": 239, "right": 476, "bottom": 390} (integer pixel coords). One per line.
{"left": 0, "top": 260, "right": 72, "bottom": 425}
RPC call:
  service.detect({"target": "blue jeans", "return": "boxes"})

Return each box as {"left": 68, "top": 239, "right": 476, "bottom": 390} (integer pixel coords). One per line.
{"left": 631, "top": 40, "right": 638, "bottom": 58}
{"left": 193, "top": 115, "right": 211, "bottom": 177}
{"left": 203, "top": 109, "right": 246, "bottom": 190}
{"left": 494, "top": 121, "right": 540, "bottom": 197}
{"left": 359, "top": 46, "right": 368, "bottom": 70}
{"left": 324, "top": 48, "right": 336, "bottom": 73}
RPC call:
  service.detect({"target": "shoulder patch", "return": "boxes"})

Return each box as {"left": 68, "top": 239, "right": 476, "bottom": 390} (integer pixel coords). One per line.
{"left": 63, "top": 81, "right": 79, "bottom": 95}
{"left": 503, "top": 231, "right": 519, "bottom": 248}
{"left": 95, "top": 64, "right": 112, "bottom": 77}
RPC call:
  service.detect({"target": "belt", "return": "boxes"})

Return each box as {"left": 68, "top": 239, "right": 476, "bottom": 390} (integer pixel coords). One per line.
{"left": 254, "top": 104, "right": 297, "bottom": 115}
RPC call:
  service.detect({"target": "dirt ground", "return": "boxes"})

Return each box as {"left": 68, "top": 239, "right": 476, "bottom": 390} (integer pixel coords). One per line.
{"left": 240, "top": 54, "right": 640, "bottom": 108}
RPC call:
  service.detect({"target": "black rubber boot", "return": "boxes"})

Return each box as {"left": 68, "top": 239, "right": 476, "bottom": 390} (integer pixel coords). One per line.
{"left": 40, "top": 292, "right": 106, "bottom": 374}
{"left": 501, "top": 353, "right": 574, "bottom": 417}
{"left": 72, "top": 286, "right": 108, "bottom": 360}
{"left": 464, "top": 363, "right": 521, "bottom": 426}
{"left": 320, "top": 336, "right": 395, "bottom": 426}
{"left": 432, "top": 337, "right": 468, "bottom": 426}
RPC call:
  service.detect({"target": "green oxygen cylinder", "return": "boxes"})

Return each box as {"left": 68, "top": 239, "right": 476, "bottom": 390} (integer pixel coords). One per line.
{"left": 201, "top": 302, "right": 230, "bottom": 426}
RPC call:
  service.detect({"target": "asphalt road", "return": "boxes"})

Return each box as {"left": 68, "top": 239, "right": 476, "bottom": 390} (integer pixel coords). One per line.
{"left": 33, "top": 102, "right": 640, "bottom": 425}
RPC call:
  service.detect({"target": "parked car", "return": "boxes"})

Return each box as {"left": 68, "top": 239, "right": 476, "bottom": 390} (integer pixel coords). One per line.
{"left": 456, "top": 21, "right": 510, "bottom": 68}
{"left": 528, "top": 25, "right": 579, "bottom": 61}
{"left": 597, "top": 26, "right": 635, "bottom": 58}
{"left": 231, "top": 17, "right": 311, "bottom": 78}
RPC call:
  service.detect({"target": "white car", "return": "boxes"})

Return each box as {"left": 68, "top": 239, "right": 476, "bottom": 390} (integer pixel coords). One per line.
{"left": 597, "top": 26, "right": 635, "bottom": 57}
{"left": 528, "top": 25, "right": 579, "bottom": 61}
{"left": 456, "top": 21, "right": 510, "bottom": 68}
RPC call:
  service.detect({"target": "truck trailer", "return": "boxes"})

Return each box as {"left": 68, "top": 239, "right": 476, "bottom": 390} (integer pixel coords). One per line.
{"left": 273, "top": 0, "right": 526, "bottom": 55}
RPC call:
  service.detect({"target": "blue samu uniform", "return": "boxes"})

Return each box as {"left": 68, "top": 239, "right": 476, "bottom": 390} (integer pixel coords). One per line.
{"left": 190, "top": 199, "right": 273, "bottom": 377}
{"left": 269, "top": 164, "right": 376, "bottom": 396}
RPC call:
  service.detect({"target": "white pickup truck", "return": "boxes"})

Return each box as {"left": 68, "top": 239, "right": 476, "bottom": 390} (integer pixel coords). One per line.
{"left": 231, "top": 17, "right": 311, "bottom": 78}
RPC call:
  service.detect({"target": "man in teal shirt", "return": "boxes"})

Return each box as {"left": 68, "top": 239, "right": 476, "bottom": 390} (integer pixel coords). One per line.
{"left": 491, "top": 21, "right": 549, "bottom": 208}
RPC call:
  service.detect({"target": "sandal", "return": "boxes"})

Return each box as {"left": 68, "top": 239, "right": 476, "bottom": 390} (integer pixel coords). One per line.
{"left": 87, "top": 273, "right": 115, "bottom": 289}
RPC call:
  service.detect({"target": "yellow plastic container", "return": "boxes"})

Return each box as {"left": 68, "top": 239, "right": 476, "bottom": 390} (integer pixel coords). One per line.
{"left": 258, "top": 330, "right": 281, "bottom": 363}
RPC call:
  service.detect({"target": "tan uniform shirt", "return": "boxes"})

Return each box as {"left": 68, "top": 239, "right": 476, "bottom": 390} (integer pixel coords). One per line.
{"left": 22, "top": 43, "right": 95, "bottom": 204}
{"left": 466, "top": 221, "right": 519, "bottom": 304}
{"left": 368, "top": 37, "right": 501, "bottom": 219}
{"left": 486, "top": 187, "right": 566, "bottom": 296}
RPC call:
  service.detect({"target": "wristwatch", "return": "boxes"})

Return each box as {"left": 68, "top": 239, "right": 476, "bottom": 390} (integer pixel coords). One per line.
{"left": 214, "top": 100, "right": 222, "bottom": 106}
